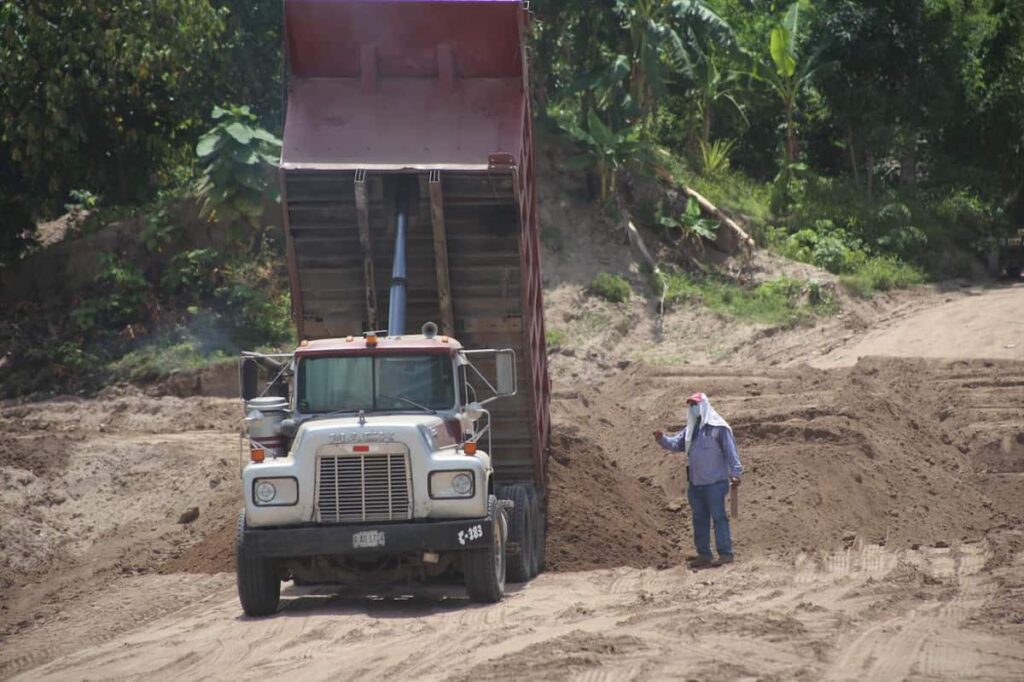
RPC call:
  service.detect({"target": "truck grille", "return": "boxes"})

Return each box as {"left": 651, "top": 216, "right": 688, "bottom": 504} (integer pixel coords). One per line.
{"left": 316, "top": 453, "right": 411, "bottom": 523}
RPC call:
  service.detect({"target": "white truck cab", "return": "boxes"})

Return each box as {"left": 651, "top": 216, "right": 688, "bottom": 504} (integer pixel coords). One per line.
{"left": 236, "top": 329, "right": 518, "bottom": 614}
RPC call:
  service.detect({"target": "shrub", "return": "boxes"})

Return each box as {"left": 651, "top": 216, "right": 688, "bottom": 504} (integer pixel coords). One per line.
{"left": 588, "top": 272, "right": 632, "bottom": 303}
{"left": 71, "top": 255, "right": 151, "bottom": 332}
{"left": 545, "top": 328, "right": 567, "bottom": 349}
{"left": 161, "top": 248, "right": 220, "bottom": 301}
{"left": 659, "top": 272, "right": 832, "bottom": 327}
{"left": 214, "top": 283, "right": 293, "bottom": 349}
{"left": 110, "top": 334, "right": 230, "bottom": 383}
{"left": 840, "top": 257, "right": 925, "bottom": 297}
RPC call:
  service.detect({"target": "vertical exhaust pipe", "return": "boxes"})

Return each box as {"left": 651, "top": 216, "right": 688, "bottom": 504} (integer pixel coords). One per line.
{"left": 387, "top": 180, "right": 410, "bottom": 336}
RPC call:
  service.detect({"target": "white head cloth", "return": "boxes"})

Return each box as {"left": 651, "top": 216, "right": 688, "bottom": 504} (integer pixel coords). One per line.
{"left": 685, "top": 392, "right": 731, "bottom": 454}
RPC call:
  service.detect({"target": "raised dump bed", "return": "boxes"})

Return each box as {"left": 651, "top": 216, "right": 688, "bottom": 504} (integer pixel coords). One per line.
{"left": 280, "top": 0, "right": 549, "bottom": 489}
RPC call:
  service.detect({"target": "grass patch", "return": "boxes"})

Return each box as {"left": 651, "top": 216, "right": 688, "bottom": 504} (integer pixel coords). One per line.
{"left": 839, "top": 257, "right": 925, "bottom": 297}
{"left": 588, "top": 272, "right": 632, "bottom": 303}
{"left": 108, "top": 334, "right": 233, "bottom": 383}
{"left": 659, "top": 272, "right": 835, "bottom": 327}
{"left": 545, "top": 328, "right": 567, "bottom": 350}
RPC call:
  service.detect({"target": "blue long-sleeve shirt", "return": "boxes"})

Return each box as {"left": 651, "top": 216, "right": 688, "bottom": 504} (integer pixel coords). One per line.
{"left": 658, "top": 425, "right": 743, "bottom": 485}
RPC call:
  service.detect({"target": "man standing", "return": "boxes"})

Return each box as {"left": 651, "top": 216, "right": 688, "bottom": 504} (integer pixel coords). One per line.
{"left": 653, "top": 392, "right": 742, "bottom": 567}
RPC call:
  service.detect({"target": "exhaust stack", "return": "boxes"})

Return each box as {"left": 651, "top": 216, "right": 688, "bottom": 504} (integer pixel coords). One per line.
{"left": 387, "top": 181, "right": 410, "bottom": 336}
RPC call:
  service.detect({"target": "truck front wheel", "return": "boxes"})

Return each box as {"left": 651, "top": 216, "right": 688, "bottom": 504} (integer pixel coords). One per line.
{"left": 235, "top": 509, "right": 281, "bottom": 617}
{"left": 464, "top": 494, "right": 507, "bottom": 603}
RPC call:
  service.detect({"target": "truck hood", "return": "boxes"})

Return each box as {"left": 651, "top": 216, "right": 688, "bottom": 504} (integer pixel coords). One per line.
{"left": 293, "top": 413, "right": 462, "bottom": 452}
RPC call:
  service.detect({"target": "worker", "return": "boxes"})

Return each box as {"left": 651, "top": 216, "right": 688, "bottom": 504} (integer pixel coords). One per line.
{"left": 653, "top": 392, "right": 742, "bottom": 567}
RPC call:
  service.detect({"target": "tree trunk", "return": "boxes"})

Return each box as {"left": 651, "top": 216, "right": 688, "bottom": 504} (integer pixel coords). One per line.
{"left": 865, "top": 148, "right": 875, "bottom": 203}
{"left": 785, "top": 110, "right": 798, "bottom": 164}
{"left": 847, "top": 126, "right": 860, "bottom": 185}
{"left": 901, "top": 145, "right": 917, "bottom": 187}
{"left": 702, "top": 102, "right": 712, "bottom": 149}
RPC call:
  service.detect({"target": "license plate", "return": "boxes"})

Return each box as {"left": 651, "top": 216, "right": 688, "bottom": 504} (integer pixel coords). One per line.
{"left": 352, "top": 530, "right": 386, "bottom": 549}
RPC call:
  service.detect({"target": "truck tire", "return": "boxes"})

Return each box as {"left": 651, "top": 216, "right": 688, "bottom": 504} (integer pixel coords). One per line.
{"left": 464, "top": 494, "right": 507, "bottom": 603}
{"left": 527, "top": 486, "right": 545, "bottom": 577}
{"left": 235, "top": 509, "right": 281, "bottom": 617}
{"left": 502, "top": 484, "right": 534, "bottom": 583}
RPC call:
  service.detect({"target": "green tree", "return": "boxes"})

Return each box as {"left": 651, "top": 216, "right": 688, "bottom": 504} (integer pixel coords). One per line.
{"left": 0, "top": 1, "right": 227, "bottom": 206}
{"left": 195, "top": 104, "right": 281, "bottom": 241}
{"left": 814, "top": 1, "right": 963, "bottom": 198}
{"left": 751, "top": 2, "right": 827, "bottom": 165}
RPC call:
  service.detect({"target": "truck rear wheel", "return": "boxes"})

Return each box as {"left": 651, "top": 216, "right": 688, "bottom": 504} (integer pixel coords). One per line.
{"left": 464, "top": 494, "right": 507, "bottom": 603}
{"left": 502, "top": 484, "right": 534, "bottom": 583}
{"left": 235, "top": 509, "right": 281, "bottom": 617}
{"left": 527, "top": 486, "right": 545, "bottom": 577}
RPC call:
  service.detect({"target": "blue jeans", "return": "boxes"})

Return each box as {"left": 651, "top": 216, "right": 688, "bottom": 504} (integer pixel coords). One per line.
{"left": 687, "top": 479, "right": 733, "bottom": 557}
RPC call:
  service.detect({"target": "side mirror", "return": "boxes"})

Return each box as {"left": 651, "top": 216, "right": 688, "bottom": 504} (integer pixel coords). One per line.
{"left": 240, "top": 358, "right": 260, "bottom": 401}
{"left": 495, "top": 350, "right": 516, "bottom": 396}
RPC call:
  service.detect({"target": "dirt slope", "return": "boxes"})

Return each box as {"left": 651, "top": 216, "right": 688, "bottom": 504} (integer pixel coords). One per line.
{"left": 814, "top": 284, "right": 1024, "bottom": 367}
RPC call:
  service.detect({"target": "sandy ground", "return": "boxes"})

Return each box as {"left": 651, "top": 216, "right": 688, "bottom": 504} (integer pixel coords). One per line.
{"left": 812, "top": 284, "right": 1024, "bottom": 367}
{"left": 10, "top": 539, "right": 1024, "bottom": 682}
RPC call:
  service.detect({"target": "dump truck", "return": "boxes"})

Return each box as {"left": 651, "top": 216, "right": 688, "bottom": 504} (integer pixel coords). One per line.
{"left": 234, "top": 0, "right": 550, "bottom": 615}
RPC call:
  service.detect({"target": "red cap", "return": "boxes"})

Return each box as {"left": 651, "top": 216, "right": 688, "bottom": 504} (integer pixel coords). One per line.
{"left": 686, "top": 392, "right": 705, "bottom": 405}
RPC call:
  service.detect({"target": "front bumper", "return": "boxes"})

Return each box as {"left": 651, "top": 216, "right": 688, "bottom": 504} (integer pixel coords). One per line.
{"left": 242, "top": 517, "right": 493, "bottom": 559}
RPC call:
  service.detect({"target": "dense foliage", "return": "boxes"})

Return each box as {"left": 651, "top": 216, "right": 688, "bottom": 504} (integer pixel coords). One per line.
{"left": 533, "top": 0, "right": 1023, "bottom": 276}
{"left": 1, "top": 1, "right": 1023, "bottom": 395}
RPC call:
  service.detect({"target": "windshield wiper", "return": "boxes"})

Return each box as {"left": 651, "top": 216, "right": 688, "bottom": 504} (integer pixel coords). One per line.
{"left": 308, "top": 408, "right": 361, "bottom": 420}
{"left": 385, "top": 395, "right": 436, "bottom": 414}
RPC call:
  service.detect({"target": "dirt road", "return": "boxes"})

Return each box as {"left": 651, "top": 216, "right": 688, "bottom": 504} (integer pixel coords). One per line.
{"left": 11, "top": 539, "right": 1024, "bottom": 681}
{"left": 3, "top": 284, "right": 1024, "bottom": 680}
{"left": 813, "top": 283, "right": 1024, "bottom": 368}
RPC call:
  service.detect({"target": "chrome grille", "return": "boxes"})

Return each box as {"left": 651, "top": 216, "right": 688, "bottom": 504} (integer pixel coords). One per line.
{"left": 317, "top": 453, "right": 411, "bottom": 523}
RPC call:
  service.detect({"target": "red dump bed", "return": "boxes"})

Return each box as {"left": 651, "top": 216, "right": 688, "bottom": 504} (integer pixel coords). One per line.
{"left": 280, "top": 0, "right": 549, "bottom": 488}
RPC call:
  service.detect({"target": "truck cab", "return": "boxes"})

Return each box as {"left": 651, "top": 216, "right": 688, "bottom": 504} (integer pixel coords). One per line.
{"left": 237, "top": 329, "right": 525, "bottom": 613}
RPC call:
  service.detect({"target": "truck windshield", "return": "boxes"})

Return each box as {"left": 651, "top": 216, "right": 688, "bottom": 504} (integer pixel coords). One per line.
{"left": 297, "top": 354, "right": 455, "bottom": 414}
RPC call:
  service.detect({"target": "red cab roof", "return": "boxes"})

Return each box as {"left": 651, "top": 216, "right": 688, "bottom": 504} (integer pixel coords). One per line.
{"left": 294, "top": 334, "right": 463, "bottom": 357}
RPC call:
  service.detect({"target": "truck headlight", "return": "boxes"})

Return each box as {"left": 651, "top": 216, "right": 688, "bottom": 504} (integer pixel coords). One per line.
{"left": 429, "top": 471, "right": 475, "bottom": 499}
{"left": 252, "top": 477, "right": 298, "bottom": 506}
{"left": 255, "top": 481, "right": 276, "bottom": 503}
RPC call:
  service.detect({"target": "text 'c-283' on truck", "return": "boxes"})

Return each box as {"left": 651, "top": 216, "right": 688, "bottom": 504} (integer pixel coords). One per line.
{"left": 234, "top": 0, "right": 550, "bottom": 616}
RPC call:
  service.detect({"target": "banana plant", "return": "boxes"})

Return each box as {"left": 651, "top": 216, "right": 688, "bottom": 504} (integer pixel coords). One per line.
{"left": 750, "top": 2, "right": 830, "bottom": 164}
{"left": 681, "top": 43, "right": 748, "bottom": 150}
{"left": 613, "top": 0, "right": 736, "bottom": 126}
{"left": 557, "top": 109, "right": 650, "bottom": 205}
{"left": 658, "top": 196, "right": 719, "bottom": 255}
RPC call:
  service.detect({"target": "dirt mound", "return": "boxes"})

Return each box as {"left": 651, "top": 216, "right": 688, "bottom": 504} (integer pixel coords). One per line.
{"left": 159, "top": 504, "right": 238, "bottom": 575}
{"left": 0, "top": 434, "right": 76, "bottom": 477}
{"left": 545, "top": 428, "right": 681, "bottom": 571}
{"left": 551, "top": 357, "right": 1016, "bottom": 558}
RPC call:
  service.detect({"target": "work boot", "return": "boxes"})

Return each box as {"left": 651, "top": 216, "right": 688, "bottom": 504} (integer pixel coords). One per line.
{"left": 713, "top": 554, "right": 734, "bottom": 566}
{"left": 688, "top": 554, "right": 714, "bottom": 568}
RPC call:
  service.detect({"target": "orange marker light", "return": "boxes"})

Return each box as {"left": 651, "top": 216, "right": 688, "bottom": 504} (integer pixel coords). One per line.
{"left": 441, "top": 335, "right": 449, "bottom": 343}
{"left": 366, "top": 333, "right": 378, "bottom": 347}
{"left": 251, "top": 447, "right": 266, "bottom": 463}
{"left": 464, "top": 441, "right": 478, "bottom": 455}
{"left": 353, "top": 445, "right": 369, "bottom": 453}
